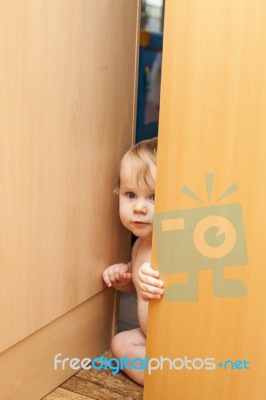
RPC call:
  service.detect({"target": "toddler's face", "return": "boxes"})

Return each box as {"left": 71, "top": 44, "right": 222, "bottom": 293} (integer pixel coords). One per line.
{"left": 119, "top": 158, "right": 156, "bottom": 240}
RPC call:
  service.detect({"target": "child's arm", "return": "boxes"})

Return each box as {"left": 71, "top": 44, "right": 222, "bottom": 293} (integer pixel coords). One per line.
{"left": 103, "top": 262, "right": 136, "bottom": 293}
{"left": 137, "top": 262, "right": 164, "bottom": 301}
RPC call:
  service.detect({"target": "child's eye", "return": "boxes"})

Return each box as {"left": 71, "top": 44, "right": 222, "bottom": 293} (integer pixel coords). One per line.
{"left": 127, "top": 192, "right": 136, "bottom": 199}
{"left": 150, "top": 194, "right": 155, "bottom": 201}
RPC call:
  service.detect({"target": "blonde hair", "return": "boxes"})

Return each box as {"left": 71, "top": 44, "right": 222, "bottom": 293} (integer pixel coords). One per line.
{"left": 116, "top": 137, "right": 157, "bottom": 192}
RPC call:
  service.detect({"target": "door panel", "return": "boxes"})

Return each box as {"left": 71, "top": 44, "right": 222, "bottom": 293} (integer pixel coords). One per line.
{"left": 145, "top": 1, "right": 266, "bottom": 399}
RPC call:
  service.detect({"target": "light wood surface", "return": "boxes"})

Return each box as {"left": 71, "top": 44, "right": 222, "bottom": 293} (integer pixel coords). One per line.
{"left": 0, "top": 289, "right": 115, "bottom": 400}
{"left": 0, "top": 0, "right": 139, "bottom": 352}
{"left": 144, "top": 0, "right": 266, "bottom": 399}
{"left": 44, "top": 388, "right": 90, "bottom": 400}
{"left": 0, "top": 0, "right": 140, "bottom": 398}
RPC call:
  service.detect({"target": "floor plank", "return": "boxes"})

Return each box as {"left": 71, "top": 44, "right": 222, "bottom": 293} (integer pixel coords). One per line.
{"left": 43, "top": 387, "right": 91, "bottom": 399}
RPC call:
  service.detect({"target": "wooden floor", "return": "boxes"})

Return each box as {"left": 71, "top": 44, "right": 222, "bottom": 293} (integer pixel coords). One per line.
{"left": 43, "top": 294, "right": 142, "bottom": 400}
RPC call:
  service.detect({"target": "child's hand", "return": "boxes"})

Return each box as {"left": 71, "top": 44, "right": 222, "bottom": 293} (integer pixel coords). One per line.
{"left": 103, "top": 263, "right": 132, "bottom": 290}
{"left": 137, "top": 262, "right": 164, "bottom": 301}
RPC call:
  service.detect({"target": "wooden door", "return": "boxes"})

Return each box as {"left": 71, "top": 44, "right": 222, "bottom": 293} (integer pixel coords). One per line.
{"left": 0, "top": 1, "right": 140, "bottom": 398}
{"left": 145, "top": 1, "right": 266, "bottom": 399}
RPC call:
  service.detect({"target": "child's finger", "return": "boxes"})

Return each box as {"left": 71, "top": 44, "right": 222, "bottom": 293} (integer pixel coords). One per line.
{"left": 141, "top": 291, "right": 163, "bottom": 301}
{"left": 112, "top": 263, "right": 128, "bottom": 281}
{"left": 108, "top": 267, "right": 121, "bottom": 284}
{"left": 139, "top": 266, "right": 163, "bottom": 289}
{"left": 103, "top": 271, "right": 112, "bottom": 287}
{"left": 122, "top": 272, "right": 132, "bottom": 281}
{"left": 146, "top": 275, "right": 164, "bottom": 288}
{"left": 138, "top": 281, "right": 164, "bottom": 295}
{"left": 140, "top": 262, "right": 160, "bottom": 278}
{"left": 139, "top": 274, "right": 164, "bottom": 289}
{"left": 113, "top": 266, "right": 121, "bottom": 282}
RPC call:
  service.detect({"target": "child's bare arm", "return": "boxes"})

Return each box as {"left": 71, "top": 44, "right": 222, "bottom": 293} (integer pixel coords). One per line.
{"left": 137, "top": 262, "right": 164, "bottom": 301}
{"left": 103, "top": 262, "right": 136, "bottom": 293}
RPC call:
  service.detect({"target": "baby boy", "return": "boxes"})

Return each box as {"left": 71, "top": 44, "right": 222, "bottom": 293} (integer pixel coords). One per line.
{"left": 103, "top": 137, "right": 164, "bottom": 385}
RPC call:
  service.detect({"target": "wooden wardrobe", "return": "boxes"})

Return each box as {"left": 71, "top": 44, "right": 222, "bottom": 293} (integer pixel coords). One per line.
{"left": 0, "top": 1, "right": 140, "bottom": 398}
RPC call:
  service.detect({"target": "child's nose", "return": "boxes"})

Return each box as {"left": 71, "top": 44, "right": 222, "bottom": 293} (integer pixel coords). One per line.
{"left": 133, "top": 199, "right": 147, "bottom": 213}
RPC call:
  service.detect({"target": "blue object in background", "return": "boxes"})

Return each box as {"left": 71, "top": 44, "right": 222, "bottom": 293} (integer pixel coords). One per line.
{"left": 136, "top": 30, "right": 163, "bottom": 143}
